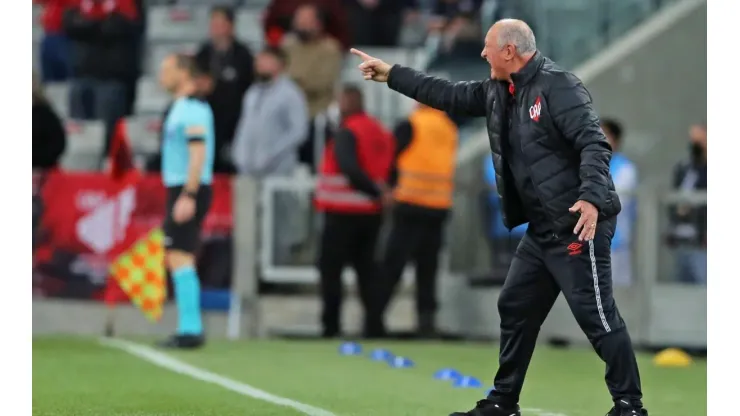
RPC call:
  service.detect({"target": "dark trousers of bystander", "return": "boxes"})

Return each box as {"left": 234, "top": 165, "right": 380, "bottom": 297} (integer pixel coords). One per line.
{"left": 69, "top": 77, "right": 128, "bottom": 159}
{"left": 318, "top": 212, "right": 384, "bottom": 338}
{"left": 380, "top": 209, "right": 446, "bottom": 334}
{"left": 347, "top": 6, "right": 403, "bottom": 47}
{"left": 40, "top": 34, "right": 72, "bottom": 82}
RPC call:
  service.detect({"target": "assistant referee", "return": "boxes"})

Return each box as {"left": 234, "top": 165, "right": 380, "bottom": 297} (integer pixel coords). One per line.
{"left": 157, "top": 54, "right": 215, "bottom": 349}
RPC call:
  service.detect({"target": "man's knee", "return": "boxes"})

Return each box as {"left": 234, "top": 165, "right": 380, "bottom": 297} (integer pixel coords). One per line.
{"left": 167, "top": 250, "right": 195, "bottom": 271}
{"left": 568, "top": 294, "right": 625, "bottom": 341}
{"left": 497, "top": 287, "right": 531, "bottom": 328}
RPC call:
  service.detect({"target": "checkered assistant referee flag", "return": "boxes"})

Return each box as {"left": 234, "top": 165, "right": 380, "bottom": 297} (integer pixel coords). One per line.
{"left": 109, "top": 228, "right": 167, "bottom": 321}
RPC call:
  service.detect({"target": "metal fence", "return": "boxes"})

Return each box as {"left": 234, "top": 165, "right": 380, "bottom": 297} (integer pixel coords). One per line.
{"left": 227, "top": 173, "right": 706, "bottom": 345}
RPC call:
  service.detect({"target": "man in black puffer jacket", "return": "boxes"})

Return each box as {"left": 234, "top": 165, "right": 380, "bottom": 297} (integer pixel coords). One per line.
{"left": 63, "top": 0, "right": 143, "bottom": 155}
{"left": 351, "top": 19, "right": 646, "bottom": 416}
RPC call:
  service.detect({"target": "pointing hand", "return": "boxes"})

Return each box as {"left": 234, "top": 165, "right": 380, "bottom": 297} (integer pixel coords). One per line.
{"left": 350, "top": 48, "right": 392, "bottom": 83}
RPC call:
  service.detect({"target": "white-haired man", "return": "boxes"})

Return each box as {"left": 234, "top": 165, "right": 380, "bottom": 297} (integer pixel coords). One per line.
{"left": 351, "top": 19, "right": 647, "bottom": 416}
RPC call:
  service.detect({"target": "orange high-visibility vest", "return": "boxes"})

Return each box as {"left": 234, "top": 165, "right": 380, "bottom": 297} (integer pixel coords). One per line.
{"left": 314, "top": 113, "right": 395, "bottom": 214}
{"left": 394, "top": 107, "right": 458, "bottom": 209}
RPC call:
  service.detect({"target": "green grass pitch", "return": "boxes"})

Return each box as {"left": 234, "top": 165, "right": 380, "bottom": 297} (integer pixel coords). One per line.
{"left": 32, "top": 337, "right": 705, "bottom": 416}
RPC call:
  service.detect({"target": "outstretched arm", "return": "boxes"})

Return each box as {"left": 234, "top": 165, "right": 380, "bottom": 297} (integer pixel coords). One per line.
{"left": 387, "top": 66, "right": 488, "bottom": 117}
{"left": 350, "top": 48, "right": 488, "bottom": 117}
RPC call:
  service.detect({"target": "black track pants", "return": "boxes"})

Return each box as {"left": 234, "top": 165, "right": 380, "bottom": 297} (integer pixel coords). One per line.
{"left": 489, "top": 218, "right": 643, "bottom": 408}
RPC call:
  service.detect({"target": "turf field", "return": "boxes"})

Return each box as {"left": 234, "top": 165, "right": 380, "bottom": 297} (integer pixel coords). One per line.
{"left": 33, "top": 337, "right": 705, "bottom": 416}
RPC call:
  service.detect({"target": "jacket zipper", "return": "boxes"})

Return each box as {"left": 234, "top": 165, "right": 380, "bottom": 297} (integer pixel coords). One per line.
{"left": 512, "top": 93, "right": 559, "bottom": 240}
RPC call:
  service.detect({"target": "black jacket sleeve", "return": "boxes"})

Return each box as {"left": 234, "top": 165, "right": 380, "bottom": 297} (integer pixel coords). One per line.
{"left": 334, "top": 128, "right": 382, "bottom": 199}
{"left": 669, "top": 161, "right": 690, "bottom": 221}
{"left": 548, "top": 73, "right": 612, "bottom": 211}
{"left": 387, "top": 65, "right": 489, "bottom": 117}
{"left": 32, "top": 103, "right": 67, "bottom": 169}
{"left": 236, "top": 43, "right": 255, "bottom": 93}
{"left": 100, "top": 12, "right": 143, "bottom": 40}
{"left": 672, "top": 161, "right": 688, "bottom": 189}
{"left": 62, "top": 9, "right": 101, "bottom": 40}
{"left": 194, "top": 43, "right": 211, "bottom": 70}
{"left": 389, "top": 120, "right": 413, "bottom": 187}
{"left": 393, "top": 120, "right": 413, "bottom": 155}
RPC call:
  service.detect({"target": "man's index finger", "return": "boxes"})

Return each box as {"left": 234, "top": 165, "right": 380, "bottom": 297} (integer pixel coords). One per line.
{"left": 350, "top": 48, "right": 372, "bottom": 60}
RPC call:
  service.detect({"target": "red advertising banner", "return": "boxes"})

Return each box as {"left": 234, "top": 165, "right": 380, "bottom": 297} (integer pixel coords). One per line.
{"left": 32, "top": 171, "right": 234, "bottom": 301}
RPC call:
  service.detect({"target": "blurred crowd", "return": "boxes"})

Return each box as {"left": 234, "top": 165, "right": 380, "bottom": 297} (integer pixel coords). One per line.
{"left": 33, "top": 0, "right": 507, "bottom": 169}
{"left": 32, "top": 0, "right": 707, "bottom": 289}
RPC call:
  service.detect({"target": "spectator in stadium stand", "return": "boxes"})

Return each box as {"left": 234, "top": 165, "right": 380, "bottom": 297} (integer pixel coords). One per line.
{"left": 669, "top": 122, "right": 707, "bottom": 285}
{"left": 33, "top": 72, "right": 67, "bottom": 171}
{"left": 231, "top": 47, "right": 308, "bottom": 177}
{"left": 601, "top": 119, "right": 638, "bottom": 287}
{"left": 231, "top": 47, "right": 308, "bottom": 263}
{"left": 263, "top": 0, "right": 350, "bottom": 50}
{"left": 34, "top": 0, "right": 75, "bottom": 82}
{"left": 345, "top": 0, "right": 418, "bottom": 47}
{"left": 195, "top": 5, "right": 255, "bottom": 174}
{"left": 314, "top": 85, "right": 395, "bottom": 338}
{"left": 283, "top": 4, "right": 342, "bottom": 171}
{"left": 63, "top": 0, "right": 143, "bottom": 155}
{"left": 378, "top": 103, "right": 458, "bottom": 338}
{"left": 124, "top": 0, "right": 146, "bottom": 117}
{"left": 428, "top": 0, "right": 484, "bottom": 53}
{"left": 482, "top": 156, "right": 527, "bottom": 282}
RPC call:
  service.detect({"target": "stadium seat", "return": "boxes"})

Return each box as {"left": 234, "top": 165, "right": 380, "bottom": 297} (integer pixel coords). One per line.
{"left": 60, "top": 120, "right": 106, "bottom": 171}
{"left": 147, "top": 6, "right": 210, "bottom": 42}
{"left": 134, "top": 78, "right": 170, "bottom": 115}
{"left": 234, "top": 9, "right": 264, "bottom": 50}
{"left": 147, "top": 41, "right": 200, "bottom": 74}
{"left": 44, "top": 83, "right": 70, "bottom": 118}
{"left": 175, "top": 0, "right": 240, "bottom": 5}
{"left": 605, "top": 0, "right": 654, "bottom": 41}
{"left": 33, "top": 41, "right": 41, "bottom": 72}
{"left": 32, "top": 5, "right": 44, "bottom": 43}
{"left": 243, "top": 0, "right": 271, "bottom": 7}
{"left": 530, "top": 0, "right": 602, "bottom": 67}
{"left": 122, "top": 116, "right": 162, "bottom": 157}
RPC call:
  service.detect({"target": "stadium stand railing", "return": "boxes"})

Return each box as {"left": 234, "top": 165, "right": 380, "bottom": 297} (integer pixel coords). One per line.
{"left": 59, "top": 121, "right": 106, "bottom": 171}
{"left": 227, "top": 177, "right": 706, "bottom": 345}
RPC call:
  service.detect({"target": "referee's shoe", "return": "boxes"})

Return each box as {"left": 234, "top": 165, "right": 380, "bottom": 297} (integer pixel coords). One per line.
{"left": 157, "top": 334, "right": 205, "bottom": 350}
{"left": 449, "top": 400, "right": 520, "bottom": 416}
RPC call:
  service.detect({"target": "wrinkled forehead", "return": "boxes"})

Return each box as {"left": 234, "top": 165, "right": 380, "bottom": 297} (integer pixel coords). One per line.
{"left": 485, "top": 26, "right": 498, "bottom": 47}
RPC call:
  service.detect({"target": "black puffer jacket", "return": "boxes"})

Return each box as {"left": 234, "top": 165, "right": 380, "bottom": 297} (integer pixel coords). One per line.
{"left": 387, "top": 51, "right": 620, "bottom": 235}
{"left": 63, "top": 8, "right": 142, "bottom": 82}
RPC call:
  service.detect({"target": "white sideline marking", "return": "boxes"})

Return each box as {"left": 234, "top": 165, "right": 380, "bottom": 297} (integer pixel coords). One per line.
{"left": 521, "top": 408, "right": 569, "bottom": 416}
{"left": 99, "top": 338, "right": 337, "bottom": 416}
{"left": 99, "top": 339, "right": 571, "bottom": 416}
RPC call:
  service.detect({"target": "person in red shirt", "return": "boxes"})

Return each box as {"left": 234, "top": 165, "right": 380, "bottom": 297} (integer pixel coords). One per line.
{"left": 263, "top": 0, "right": 350, "bottom": 50}
{"left": 35, "top": 0, "right": 75, "bottom": 82}
{"left": 314, "top": 85, "right": 394, "bottom": 338}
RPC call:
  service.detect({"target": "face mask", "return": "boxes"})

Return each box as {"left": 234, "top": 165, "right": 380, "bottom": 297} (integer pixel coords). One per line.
{"left": 690, "top": 143, "right": 704, "bottom": 161}
{"left": 294, "top": 30, "right": 314, "bottom": 42}
{"left": 255, "top": 73, "right": 272, "bottom": 83}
